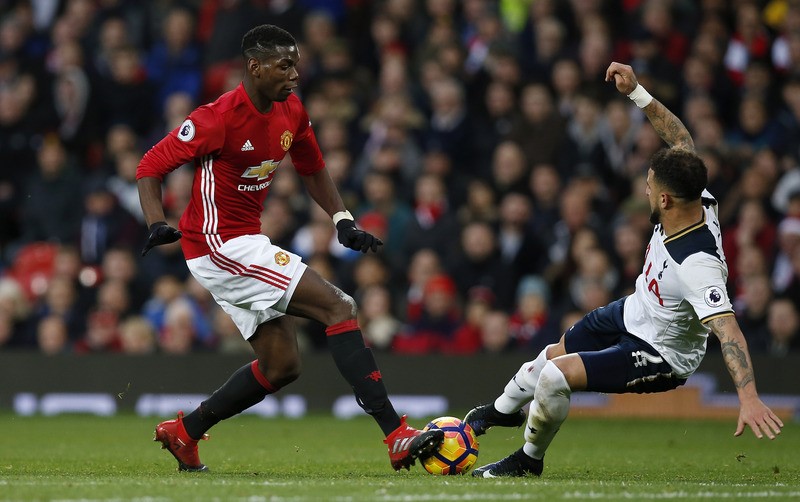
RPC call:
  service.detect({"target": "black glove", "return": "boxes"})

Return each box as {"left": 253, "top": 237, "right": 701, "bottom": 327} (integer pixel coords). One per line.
{"left": 336, "top": 219, "right": 383, "bottom": 253}
{"left": 141, "top": 221, "right": 182, "bottom": 256}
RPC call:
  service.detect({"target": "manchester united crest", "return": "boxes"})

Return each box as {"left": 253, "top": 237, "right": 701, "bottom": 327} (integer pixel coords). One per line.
{"left": 274, "top": 251, "right": 290, "bottom": 266}
{"left": 280, "top": 130, "right": 293, "bottom": 151}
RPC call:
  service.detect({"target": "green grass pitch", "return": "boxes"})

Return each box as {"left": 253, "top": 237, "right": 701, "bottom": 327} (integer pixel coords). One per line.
{"left": 1, "top": 413, "right": 798, "bottom": 500}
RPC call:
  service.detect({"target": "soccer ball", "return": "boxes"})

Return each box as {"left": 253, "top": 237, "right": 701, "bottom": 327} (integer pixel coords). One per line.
{"left": 421, "top": 416, "right": 479, "bottom": 475}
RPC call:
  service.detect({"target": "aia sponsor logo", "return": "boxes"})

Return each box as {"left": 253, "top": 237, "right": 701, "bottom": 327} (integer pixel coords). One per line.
{"left": 365, "top": 370, "right": 382, "bottom": 382}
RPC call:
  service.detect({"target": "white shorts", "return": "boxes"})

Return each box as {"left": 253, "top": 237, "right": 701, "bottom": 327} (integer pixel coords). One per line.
{"left": 186, "top": 234, "right": 307, "bottom": 339}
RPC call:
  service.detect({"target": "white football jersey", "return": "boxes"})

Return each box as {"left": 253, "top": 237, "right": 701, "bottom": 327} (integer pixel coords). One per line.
{"left": 623, "top": 190, "right": 733, "bottom": 378}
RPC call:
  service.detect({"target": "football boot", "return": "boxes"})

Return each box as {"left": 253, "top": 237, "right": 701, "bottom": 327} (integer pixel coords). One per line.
{"left": 463, "top": 403, "right": 526, "bottom": 436}
{"left": 472, "top": 448, "right": 543, "bottom": 478}
{"left": 154, "top": 411, "right": 209, "bottom": 472}
{"left": 384, "top": 415, "right": 445, "bottom": 471}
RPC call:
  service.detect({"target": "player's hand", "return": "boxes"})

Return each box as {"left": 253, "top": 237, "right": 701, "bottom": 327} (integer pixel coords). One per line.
{"left": 735, "top": 397, "right": 784, "bottom": 440}
{"left": 142, "top": 221, "right": 182, "bottom": 256}
{"left": 605, "top": 62, "right": 639, "bottom": 95}
{"left": 336, "top": 219, "right": 383, "bottom": 253}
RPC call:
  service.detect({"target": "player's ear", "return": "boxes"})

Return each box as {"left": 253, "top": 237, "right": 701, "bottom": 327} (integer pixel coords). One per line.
{"left": 247, "top": 57, "right": 260, "bottom": 77}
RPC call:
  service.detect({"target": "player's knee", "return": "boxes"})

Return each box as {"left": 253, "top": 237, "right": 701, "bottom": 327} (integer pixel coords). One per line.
{"left": 547, "top": 339, "right": 566, "bottom": 359}
{"left": 264, "top": 357, "right": 302, "bottom": 388}
{"left": 536, "top": 361, "right": 572, "bottom": 399}
{"left": 330, "top": 291, "right": 357, "bottom": 323}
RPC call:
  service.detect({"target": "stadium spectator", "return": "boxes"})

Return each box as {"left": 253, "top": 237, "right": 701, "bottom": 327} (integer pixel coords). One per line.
{"left": 402, "top": 173, "right": 461, "bottom": 266}
{"left": 394, "top": 273, "right": 461, "bottom": 354}
{"left": 527, "top": 163, "right": 562, "bottom": 235}
{"left": 357, "top": 171, "right": 413, "bottom": 271}
{"left": 19, "top": 136, "right": 83, "bottom": 246}
{"left": 772, "top": 217, "right": 800, "bottom": 292}
{"left": 79, "top": 178, "right": 140, "bottom": 265}
{"left": 424, "top": 77, "right": 474, "bottom": 173}
{"left": 260, "top": 196, "right": 298, "bottom": 251}
{"left": 764, "top": 297, "right": 800, "bottom": 356}
{"left": 118, "top": 315, "right": 157, "bottom": 355}
{"left": 32, "top": 275, "right": 85, "bottom": 343}
{"left": 449, "top": 220, "right": 515, "bottom": 311}
{"left": 722, "top": 199, "right": 777, "bottom": 288}
{"left": 100, "top": 247, "right": 149, "bottom": 311}
{"left": 0, "top": 276, "right": 32, "bottom": 347}
{"left": 73, "top": 308, "right": 122, "bottom": 353}
{"left": 724, "top": 2, "right": 772, "bottom": 87}
{"left": 734, "top": 273, "right": 773, "bottom": 352}
{"left": 480, "top": 310, "right": 513, "bottom": 353}
{"left": 490, "top": 140, "right": 529, "bottom": 198}
{"left": 509, "top": 83, "right": 565, "bottom": 166}
{"left": 157, "top": 297, "right": 199, "bottom": 355}
{"left": 358, "top": 284, "right": 402, "bottom": 352}
{"left": 403, "top": 248, "right": 443, "bottom": 322}
{"left": 36, "top": 315, "right": 70, "bottom": 355}
{"left": 448, "top": 285, "right": 495, "bottom": 355}
{"left": 472, "top": 80, "right": 518, "bottom": 170}
{"left": 456, "top": 179, "right": 498, "bottom": 227}
{"left": 611, "top": 222, "right": 646, "bottom": 295}
{"left": 107, "top": 149, "right": 147, "bottom": 224}
{"left": 497, "top": 191, "right": 547, "bottom": 283}
{"left": 145, "top": 7, "right": 203, "bottom": 111}
{"left": 94, "top": 45, "right": 154, "bottom": 135}
{"left": 508, "top": 275, "right": 559, "bottom": 353}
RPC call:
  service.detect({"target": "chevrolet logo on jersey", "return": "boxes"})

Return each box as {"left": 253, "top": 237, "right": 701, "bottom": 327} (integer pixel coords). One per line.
{"left": 242, "top": 160, "right": 280, "bottom": 181}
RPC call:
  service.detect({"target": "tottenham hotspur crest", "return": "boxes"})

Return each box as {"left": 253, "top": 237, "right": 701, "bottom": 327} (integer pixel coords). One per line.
{"left": 704, "top": 286, "right": 725, "bottom": 308}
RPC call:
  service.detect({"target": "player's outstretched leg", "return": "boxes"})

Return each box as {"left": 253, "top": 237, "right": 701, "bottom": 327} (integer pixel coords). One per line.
{"left": 463, "top": 403, "right": 526, "bottom": 436}
{"left": 384, "top": 415, "right": 445, "bottom": 471}
{"left": 154, "top": 411, "right": 209, "bottom": 472}
{"left": 473, "top": 360, "right": 572, "bottom": 478}
{"left": 472, "top": 448, "right": 543, "bottom": 478}
{"left": 326, "top": 320, "right": 444, "bottom": 470}
{"left": 491, "top": 345, "right": 553, "bottom": 416}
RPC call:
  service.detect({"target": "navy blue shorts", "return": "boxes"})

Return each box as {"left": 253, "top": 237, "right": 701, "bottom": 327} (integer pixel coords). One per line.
{"left": 563, "top": 298, "right": 687, "bottom": 394}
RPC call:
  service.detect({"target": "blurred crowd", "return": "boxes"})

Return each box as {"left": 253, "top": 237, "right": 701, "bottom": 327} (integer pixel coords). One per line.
{"left": 0, "top": 0, "right": 799, "bottom": 358}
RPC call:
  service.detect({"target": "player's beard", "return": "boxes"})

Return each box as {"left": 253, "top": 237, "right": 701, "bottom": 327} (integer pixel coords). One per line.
{"left": 649, "top": 207, "right": 661, "bottom": 225}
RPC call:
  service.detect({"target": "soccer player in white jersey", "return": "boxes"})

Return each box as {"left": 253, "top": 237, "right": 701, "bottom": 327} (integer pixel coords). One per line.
{"left": 465, "top": 62, "right": 784, "bottom": 478}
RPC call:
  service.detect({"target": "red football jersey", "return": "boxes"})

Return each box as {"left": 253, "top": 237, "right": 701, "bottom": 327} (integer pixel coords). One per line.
{"left": 137, "top": 83, "right": 324, "bottom": 259}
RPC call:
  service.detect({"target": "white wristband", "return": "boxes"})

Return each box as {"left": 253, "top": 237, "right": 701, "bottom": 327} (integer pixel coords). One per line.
{"left": 332, "top": 210, "right": 354, "bottom": 226}
{"left": 627, "top": 84, "right": 653, "bottom": 108}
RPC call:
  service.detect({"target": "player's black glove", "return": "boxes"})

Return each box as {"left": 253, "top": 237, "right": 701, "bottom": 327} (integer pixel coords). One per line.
{"left": 141, "top": 221, "right": 182, "bottom": 256}
{"left": 336, "top": 218, "right": 383, "bottom": 253}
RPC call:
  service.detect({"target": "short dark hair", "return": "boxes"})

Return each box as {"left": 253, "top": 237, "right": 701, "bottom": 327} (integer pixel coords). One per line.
{"left": 650, "top": 148, "right": 707, "bottom": 201}
{"left": 241, "top": 25, "right": 296, "bottom": 60}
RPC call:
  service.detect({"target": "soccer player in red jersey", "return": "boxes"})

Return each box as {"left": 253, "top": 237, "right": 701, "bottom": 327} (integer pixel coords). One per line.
{"left": 137, "top": 24, "right": 443, "bottom": 472}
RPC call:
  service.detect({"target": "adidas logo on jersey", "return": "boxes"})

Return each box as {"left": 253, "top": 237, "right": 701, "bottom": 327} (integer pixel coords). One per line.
{"left": 241, "top": 140, "right": 254, "bottom": 151}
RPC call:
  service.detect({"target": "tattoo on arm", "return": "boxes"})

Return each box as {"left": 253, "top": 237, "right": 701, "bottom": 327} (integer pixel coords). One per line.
{"left": 709, "top": 316, "right": 754, "bottom": 390}
{"left": 644, "top": 98, "right": 695, "bottom": 152}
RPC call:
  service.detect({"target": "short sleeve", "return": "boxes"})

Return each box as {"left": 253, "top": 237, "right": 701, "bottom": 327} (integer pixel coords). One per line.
{"left": 678, "top": 253, "right": 734, "bottom": 323}
{"left": 169, "top": 105, "right": 226, "bottom": 157}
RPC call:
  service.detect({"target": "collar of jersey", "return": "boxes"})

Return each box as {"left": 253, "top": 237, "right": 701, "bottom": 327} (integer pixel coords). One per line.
{"left": 662, "top": 211, "right": 706, "bottom": 244}
{"left": 238, "top": 82, "right": 277, "bottom": 117}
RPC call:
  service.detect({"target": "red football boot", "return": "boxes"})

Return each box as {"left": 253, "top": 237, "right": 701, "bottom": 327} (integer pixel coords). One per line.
{"left": 153, "top": 411, "right": 209, "bottom": 472}
{"left": 383, "top": 415, "right": 444, "bottom": 471}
